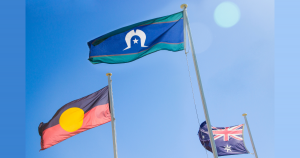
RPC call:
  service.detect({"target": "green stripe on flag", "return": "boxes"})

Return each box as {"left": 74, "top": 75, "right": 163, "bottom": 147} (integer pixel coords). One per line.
{"left": 91, "top": 11, "right": 183, "bottom": 46}
{"left": 88, "top": 42, "right": 184, "bottom": 64}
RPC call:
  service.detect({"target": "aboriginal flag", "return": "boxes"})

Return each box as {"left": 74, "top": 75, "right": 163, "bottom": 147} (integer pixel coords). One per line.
{"left": 38, "top": 86, "right": 111, "bottom": 150}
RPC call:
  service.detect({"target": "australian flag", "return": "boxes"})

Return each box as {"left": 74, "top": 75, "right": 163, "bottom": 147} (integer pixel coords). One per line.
{"left": 198, "top": 121, "right": 249, "bottom": 156}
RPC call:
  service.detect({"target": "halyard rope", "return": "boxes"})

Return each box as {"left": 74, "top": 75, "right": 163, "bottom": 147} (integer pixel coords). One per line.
{"left": 185, "top": 52, "right": 200, "bottom": 126}
{"left": 185, "top": 36, "right": 209, "bottom": 158}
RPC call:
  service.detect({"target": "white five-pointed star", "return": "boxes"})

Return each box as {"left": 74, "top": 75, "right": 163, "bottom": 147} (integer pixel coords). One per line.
{"left": 224, "top": 144, "right": 232, "bottom": 152}
{"left": 133, "top": 38, "right": 138, "bottom": 44}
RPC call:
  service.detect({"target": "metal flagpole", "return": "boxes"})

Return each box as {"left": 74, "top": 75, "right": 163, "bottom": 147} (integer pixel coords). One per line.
{"left": 181, "top": 4, "right": 219, "bottom": 158}
{"left": 183, "top": 5, "right": 186, "bottom": 52}
{"left": 106, "top": 73, "right": 118, "bottom": 158}
{"left": 242, "top": 113, "right": 258, "bottom": 158}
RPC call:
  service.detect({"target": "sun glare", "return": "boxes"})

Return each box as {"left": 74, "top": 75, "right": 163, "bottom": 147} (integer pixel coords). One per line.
{"left": 214, "top": 2, "right": 241, "bottom": 28}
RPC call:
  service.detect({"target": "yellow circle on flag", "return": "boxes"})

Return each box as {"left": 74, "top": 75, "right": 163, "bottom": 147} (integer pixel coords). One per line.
{"left": 59, "top": 107, "right": 84, "bottom": 132}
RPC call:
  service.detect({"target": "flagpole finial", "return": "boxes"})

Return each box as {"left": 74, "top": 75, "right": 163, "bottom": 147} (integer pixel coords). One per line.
{"left": 180, "top": 4, "right": 188, "bottom": 9}
{"left": 106, "top": 73, "right": 112, "bottom": 76}
{"left": 242, "top": 113, "right": 247, "bottom": 116}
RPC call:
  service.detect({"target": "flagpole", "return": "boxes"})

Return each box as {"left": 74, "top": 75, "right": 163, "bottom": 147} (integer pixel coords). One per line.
{"left": 242, "top": 113, "right": 258, "bottom": 158}
{"left": 106, "top": 73, "right": 118, "bottom": 158}
{"left": 183, "top": 6, "right": 186, "bottom": 52}
{"left": 181, "top": 4, "right": 218, "bottom": 158}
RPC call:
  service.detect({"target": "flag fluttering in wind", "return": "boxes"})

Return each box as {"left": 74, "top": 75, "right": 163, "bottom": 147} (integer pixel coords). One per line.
{"left": 38, "top": 86, "right": 111, "bottom": 150}
{"left": 198, "top": 121, "right": 249, "bottom": 156}
{"left": 88, "top": 11, "right": 184, "bottom": 64}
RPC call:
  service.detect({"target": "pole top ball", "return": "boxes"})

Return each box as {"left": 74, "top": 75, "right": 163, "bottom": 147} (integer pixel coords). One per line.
{"left": 181, "top": 4, "right": 188, "bottom": 9}
{"left": 242, "top": 113, "right": 247, "bottom": 116}
{"left": 106, "top": 73, "right": 112, "bottom": 76}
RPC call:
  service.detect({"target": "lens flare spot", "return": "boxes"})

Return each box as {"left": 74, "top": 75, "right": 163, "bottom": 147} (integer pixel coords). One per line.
{"left": 214, "top": 2, "right": 241, "bottom": 28}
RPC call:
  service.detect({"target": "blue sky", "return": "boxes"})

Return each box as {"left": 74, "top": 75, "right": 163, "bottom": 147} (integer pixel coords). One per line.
{"left": 25, "top": 0, "right": 275, "bottom": 158}
{"left": 2, "top": 0, "right": 300, "bottom": 158}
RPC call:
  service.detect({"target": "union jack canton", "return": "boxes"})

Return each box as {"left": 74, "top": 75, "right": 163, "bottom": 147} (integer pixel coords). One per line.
{"left": 198, "top": 121, "right": 249, "bottom": 156}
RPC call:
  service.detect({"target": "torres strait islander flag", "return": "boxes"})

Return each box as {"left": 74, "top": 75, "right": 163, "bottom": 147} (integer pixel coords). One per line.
{"left": 88, "top": 11, "right": 184, "bottom": 64}
{"left": 198, "top": 121, "right": 249, "bottom": 156}
{"left": 38, "top": 86, "right": 111, "bottom": 150}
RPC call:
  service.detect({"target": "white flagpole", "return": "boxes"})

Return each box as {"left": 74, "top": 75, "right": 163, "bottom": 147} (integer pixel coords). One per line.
{"left": 242, "top": 113, "right": 258, "bottom": 158}
{"left": 181, "top": 4, "right": 218, "bottom": 158}
{"left": 183, "top": 6, "right": 186, "bottom": 52}
{"left": 106, "top": 73, "right": 118, "bottom": 158}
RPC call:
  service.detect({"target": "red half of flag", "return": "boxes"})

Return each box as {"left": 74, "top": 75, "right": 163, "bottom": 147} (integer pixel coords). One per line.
{"left": 38, "top": 86, "right": 111, "bottom": 150}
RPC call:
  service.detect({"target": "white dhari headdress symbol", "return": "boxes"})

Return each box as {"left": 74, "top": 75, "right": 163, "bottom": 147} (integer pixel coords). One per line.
{"left": 124, "top": 29, "right": 148, "bottom": 50}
